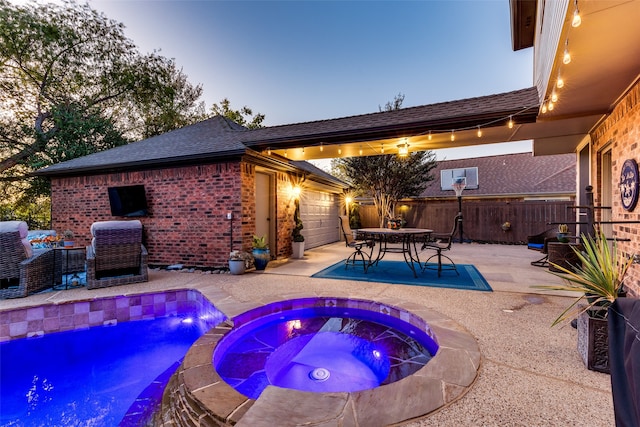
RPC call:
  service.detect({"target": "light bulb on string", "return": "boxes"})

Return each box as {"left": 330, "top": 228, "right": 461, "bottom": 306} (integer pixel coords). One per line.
{"left": 320, "top": 142, "right": 324, "bottom": 152}
{"left": 359, "top": 146, "right": 363, "bottom": 156}
{"left": 551, "top": 92, "right": 558, "bottom": 103}
{"left": 428, "top": 131, "right": 432, "bottom": 141}
{"left": 266, "top": 147, "right": 271, "bottom": 155}
{"left": 338, "top": 145, "right": 342, "bottom": 155}
{"left": 301, "top": 147, "right": 305, "bottom": 155}
{"left": 563, "top": 40, "right": 571, "bottom": 65}
{"left": 284, "top": 149, "right": 288, "bottom": 158}
{"left": 572, "top": 0, "right": 581, "bottom": 27}
{"left": 450, "top": 131, "right": 455, "bottom": 142}
{"left": 541, "top": 102, "right": 548, "bottom": 114}
{"left": 477, "top": 126, "right": 482, "bottom": 138}
{"left": 548, "top": 102, "right": 555, "bottom": 111}
{"left": 508, "top": 116, "right": 514, "bottom": 129}
{"left": 381, "top": 144, "right": 384, "bottom": 153}
{"left": 556, "top": 75, "right": 564, "bottom": 88}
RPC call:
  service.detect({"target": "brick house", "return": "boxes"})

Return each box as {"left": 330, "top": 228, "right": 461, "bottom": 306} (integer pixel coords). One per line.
{"left": 511, "top": 0, "right": 640, "bottom": 297}
{"left": 37, "top": 116, "right": 348, "bottom": 268}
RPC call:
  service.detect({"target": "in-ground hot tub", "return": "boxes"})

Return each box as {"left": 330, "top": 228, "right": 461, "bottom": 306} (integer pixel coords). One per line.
{"left": 163, "top": 297, "right": 481, "bottom": 426}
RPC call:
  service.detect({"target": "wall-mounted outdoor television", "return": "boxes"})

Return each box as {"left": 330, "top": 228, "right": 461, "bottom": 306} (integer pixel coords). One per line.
{"left": 108, "top": 185, "right": 148, "bottom": 217}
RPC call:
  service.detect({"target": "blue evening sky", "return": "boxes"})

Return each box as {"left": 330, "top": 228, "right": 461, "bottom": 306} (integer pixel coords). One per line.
{"left": 18, "top": 0, "right": 536, "bottom": 159}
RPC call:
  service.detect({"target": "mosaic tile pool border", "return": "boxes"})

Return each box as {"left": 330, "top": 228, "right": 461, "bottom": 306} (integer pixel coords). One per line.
{"left": 0, "top": 289, "right": 216, "bottom": 342}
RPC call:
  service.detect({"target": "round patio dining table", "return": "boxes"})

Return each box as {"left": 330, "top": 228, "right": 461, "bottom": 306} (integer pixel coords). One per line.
{"left": 358, "top": 228, "right": 433, "bottom": 278}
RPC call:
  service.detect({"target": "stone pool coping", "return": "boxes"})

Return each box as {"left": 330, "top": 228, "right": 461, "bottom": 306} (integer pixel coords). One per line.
{"left": 164, "top": 296, "right": 481, "bottom": 426}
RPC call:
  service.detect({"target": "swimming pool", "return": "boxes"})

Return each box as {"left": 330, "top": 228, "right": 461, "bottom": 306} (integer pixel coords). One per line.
{"left": 0, "top": 290, "right": 225, "bottom": 426}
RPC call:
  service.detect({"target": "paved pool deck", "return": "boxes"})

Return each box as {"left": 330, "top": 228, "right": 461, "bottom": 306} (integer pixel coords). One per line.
{"left": 0, "top": 242, "right": 614, "bottom": 426}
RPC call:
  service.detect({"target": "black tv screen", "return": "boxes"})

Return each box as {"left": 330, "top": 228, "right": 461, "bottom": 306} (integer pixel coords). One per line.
{"left": 108, "top": 185, "right": 148, "bottom": 217}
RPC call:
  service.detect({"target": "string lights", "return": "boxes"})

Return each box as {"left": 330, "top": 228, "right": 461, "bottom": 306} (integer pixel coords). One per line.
{"left": 262, "top": 99, "right": 541, "bottom": 157}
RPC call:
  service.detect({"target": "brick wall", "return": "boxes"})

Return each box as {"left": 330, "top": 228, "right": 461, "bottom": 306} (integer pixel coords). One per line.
{"left": 590, "top": 79, "right": 640, "bottom": 297}
{"left": 50, "top": 161, "right": 299, "bottom": 268}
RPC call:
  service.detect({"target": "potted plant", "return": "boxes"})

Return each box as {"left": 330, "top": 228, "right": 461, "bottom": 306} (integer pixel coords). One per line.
{"left": 228, "top": 250, "right": 253, "bottom": 275}
{"left": 292, "top": 198, "right": 305, "bottom": 259}
{"left": 252, "top": 235, "right": 270, "bottom": 270}
{"left": 63, "top": 229, "right": 75, "bottom": 247}
{"left": 557, "top": 224, "right": 570, "bottom": 243}
{"left": 535, "top": 231, "right": 634, "bottom": 373}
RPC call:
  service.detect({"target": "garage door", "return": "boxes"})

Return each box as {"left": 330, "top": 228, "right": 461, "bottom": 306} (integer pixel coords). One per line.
{"left": 300, "top": 190, "right": 341, "bottom": 249}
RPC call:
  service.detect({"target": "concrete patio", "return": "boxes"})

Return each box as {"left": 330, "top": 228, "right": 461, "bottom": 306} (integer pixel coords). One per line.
{"left": 0, "top": 242, "right": 614, "bottom": 426}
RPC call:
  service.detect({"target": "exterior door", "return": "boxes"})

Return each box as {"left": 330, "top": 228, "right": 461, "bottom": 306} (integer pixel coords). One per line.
{"left": 255, "top": 172, "right": 274, "bottom": 251}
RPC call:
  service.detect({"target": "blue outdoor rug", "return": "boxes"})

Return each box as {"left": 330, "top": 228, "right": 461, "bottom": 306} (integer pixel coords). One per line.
{"left": 311, "top": 260, "right": 492, "bottom": 292}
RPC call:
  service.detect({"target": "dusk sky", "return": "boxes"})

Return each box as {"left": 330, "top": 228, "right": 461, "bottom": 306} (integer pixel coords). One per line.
{"left": 17, "top": 0, "right": 536, "bottom": 159}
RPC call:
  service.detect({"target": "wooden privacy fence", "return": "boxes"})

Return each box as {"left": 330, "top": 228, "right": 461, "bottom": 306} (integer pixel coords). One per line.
{"left": 357, "top": 199, "right": 576, "bottom": 244}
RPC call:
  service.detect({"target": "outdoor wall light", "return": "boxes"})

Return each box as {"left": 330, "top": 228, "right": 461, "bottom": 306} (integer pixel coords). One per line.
{"left": 291, "top": 185, "right": 301, "bottom": 199}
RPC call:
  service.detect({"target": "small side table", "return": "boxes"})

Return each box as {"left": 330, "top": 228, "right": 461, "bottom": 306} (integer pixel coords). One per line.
{"left": 548, "top": 242, "right": 582, "bottom": 273}
{"left": 53, "top": 246, "right": 86, "bottom": 289}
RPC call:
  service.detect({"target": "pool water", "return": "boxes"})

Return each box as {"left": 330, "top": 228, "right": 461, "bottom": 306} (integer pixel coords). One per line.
{"left": 214, "top": 305, "right": 437, "bottom": 399}
{"left": 0, "top": 312, "right": 223, "bottom": 427}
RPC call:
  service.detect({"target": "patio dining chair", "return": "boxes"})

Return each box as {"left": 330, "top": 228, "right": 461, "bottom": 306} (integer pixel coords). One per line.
{"left": 339, "top": 215, "right": 375, "bottom": 272}
{"left": 421, "top": 214, "right": 461, "bottom": 277}
{"left": 86, "top": 220, "right": 148, "bottom": 289}
{"left": 0, "top": 221, "right": 55, "bottom": 299}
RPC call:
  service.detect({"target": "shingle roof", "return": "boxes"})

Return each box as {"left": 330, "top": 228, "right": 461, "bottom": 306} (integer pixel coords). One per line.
{"left": 241, "top": 87, "right": 539, "bottom": 148}
{"left": 38, "top": 116, "right": 247, "bottom": 175}
{"left": 37, "top": 87, "right": 539, "bottom": 176}
{"left": 420, "top": 152, "right": 576, "bottom": 198}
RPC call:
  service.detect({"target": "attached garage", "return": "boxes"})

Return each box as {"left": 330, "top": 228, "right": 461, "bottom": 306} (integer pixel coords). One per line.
{"left": 300, "top": 188, "right": 341, "bottom": 249}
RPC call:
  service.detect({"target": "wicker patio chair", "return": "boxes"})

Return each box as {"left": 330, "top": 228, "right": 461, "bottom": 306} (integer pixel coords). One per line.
{"left": 0, "top": 221, "right": 55, "bottom": 299}
{"left": 86, "top": 220, "right": 148, "bottom": 289}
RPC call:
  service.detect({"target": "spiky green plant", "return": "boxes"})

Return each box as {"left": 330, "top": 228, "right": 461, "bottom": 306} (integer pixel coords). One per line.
{"left": 535, "top": 231, "right": 634, "bottom": 326}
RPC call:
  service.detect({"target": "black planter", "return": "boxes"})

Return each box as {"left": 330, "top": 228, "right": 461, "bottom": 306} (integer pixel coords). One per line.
{"left": 577, "top": 310, "right": 610, "bottom": 373}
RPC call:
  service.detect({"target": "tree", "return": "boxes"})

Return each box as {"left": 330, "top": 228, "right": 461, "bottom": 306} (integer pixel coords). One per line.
{"left": 0, "top": 0, "right": 204, "bottom": 221}
{"left": 334, "top": 93, "right": 437, "bottom": 226}
{"left": 379, "top": 93, "right": 405, "bottom": 112}
{"left": 335, "top": 153, "right": 436, "bottom": 227}
{"left": 211, "top": 98, "right": 265, "bottom": 129}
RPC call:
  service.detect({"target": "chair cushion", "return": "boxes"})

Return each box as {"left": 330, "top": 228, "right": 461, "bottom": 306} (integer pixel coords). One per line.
{"left": 528, "top": 243, "right": 544, "bottom": 250}
{"left": 21, "top": 237, "right": 33, "bottom": 258}
{"left": 91, "top": 220, "right": 142, "bottom": 236}
{"left": 0, "top": 221, "right": 28, "bottom": 238}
